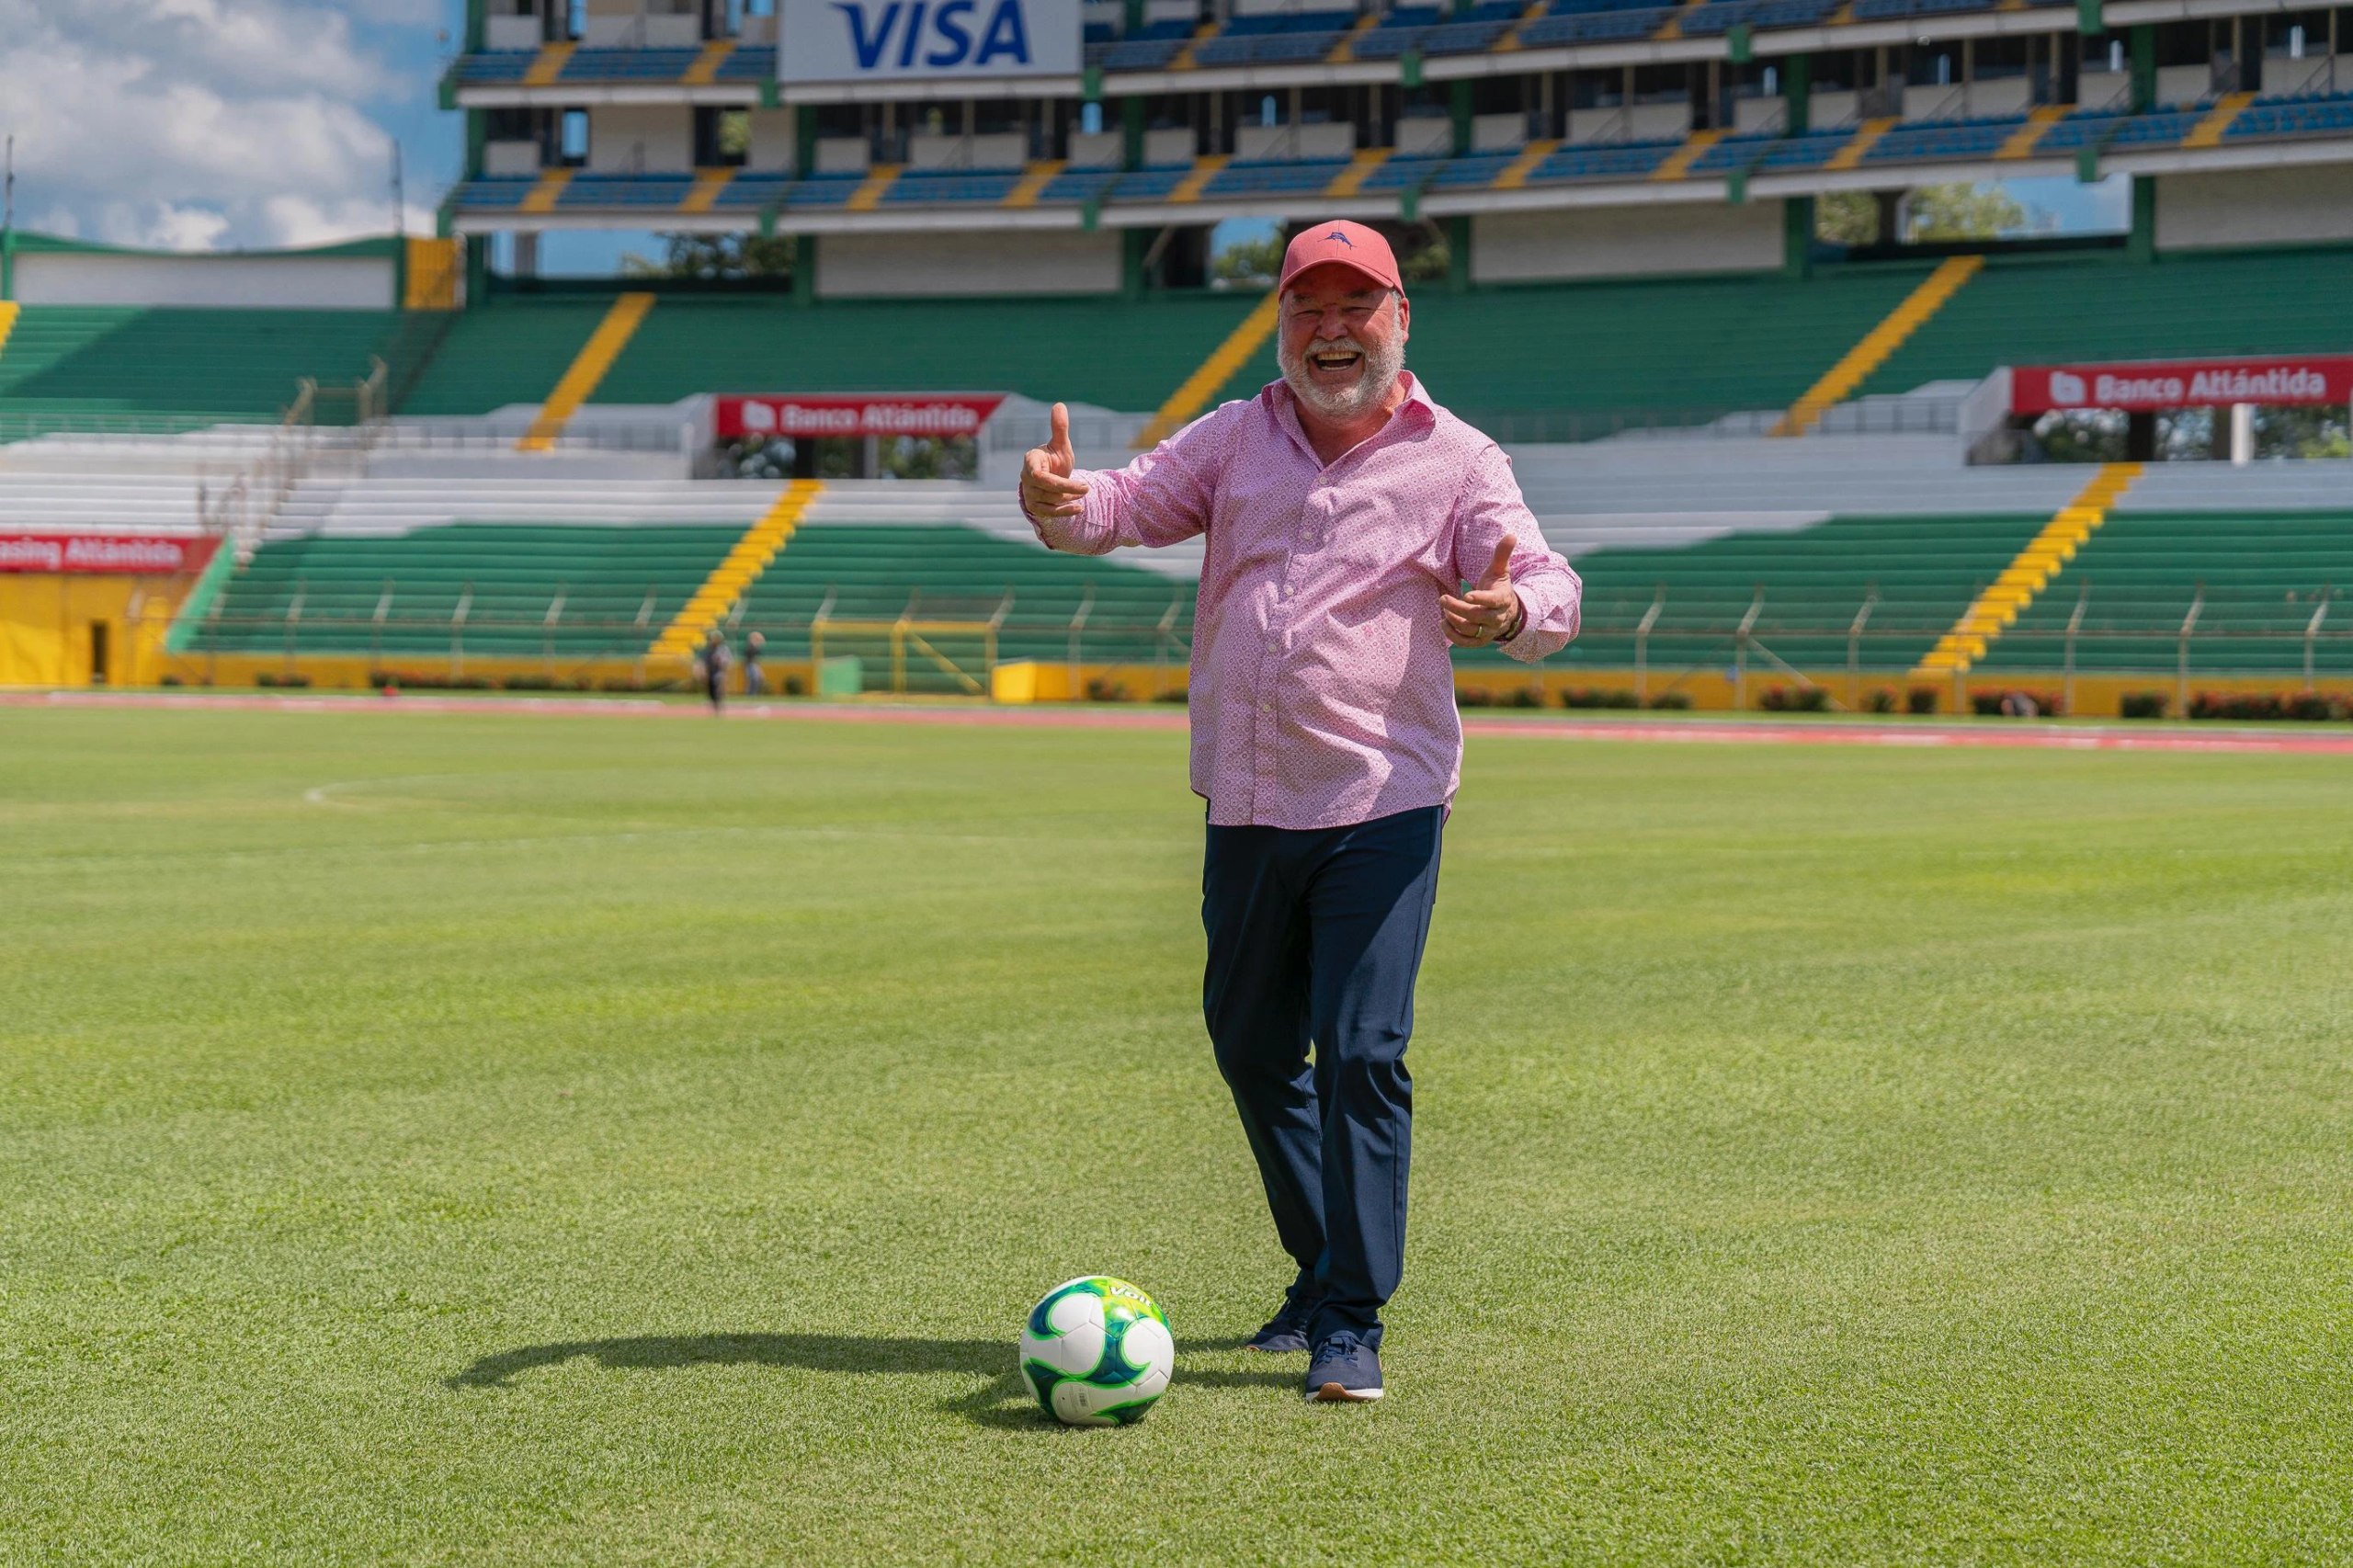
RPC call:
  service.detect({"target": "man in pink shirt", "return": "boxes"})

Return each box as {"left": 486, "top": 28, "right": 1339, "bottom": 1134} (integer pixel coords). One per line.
{"left": 1021, "top": 221, "right": 1581, "bottom": 1403}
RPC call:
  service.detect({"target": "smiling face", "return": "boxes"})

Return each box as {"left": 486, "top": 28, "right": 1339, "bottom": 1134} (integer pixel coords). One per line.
{"left": 1275, "top": 262, "right": 1410, "bottom": 424}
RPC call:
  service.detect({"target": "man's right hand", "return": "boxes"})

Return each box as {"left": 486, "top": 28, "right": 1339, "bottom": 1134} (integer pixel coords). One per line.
{"left": 1021, "top": 403, "right": 1089, "bottom": 519}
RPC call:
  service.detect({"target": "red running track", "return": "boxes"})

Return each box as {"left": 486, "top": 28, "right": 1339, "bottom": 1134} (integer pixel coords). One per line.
{"left": 12, "top": 689, "right": 2353, "bottom": 755}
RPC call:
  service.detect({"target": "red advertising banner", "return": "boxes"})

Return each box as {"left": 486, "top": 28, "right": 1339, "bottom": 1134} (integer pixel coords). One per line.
{"left": 0, "top": 534, "right": 218, "bottom": 574}
{"left": 716, "top": 393, "right": 1006, "bottom": 440}
{"left": 2012, "top": 356, "right": 2353, "bottom": 415}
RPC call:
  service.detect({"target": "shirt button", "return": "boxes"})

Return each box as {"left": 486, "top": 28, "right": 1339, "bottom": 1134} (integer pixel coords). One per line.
{"left": 1258, "top": 700, "right": 1272, "bottom": 714}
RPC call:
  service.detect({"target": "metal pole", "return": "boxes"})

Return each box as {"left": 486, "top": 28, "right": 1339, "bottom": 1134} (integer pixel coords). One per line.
{"left": 2304, "top": 591, "right": 2329, "bottom": 692}
{"left": 2063, "top": 581, "right": 2088, "bottom": 716}
{"left": 1847, "top": 585, "right": 1878, "bottom": 710}
{"left": 452, "top": 581, "right": 472, "bottom": 680}
{"left": 1734, "top": 586, "right": 1763, "bottom": 710}
{"left": 1068, "top": 584, "right": 1095, "bottom": 699}
{"left": 1635, "top": 585, "right": 1664, "bottom": 706}
{"left": 284, "top": 578, "right": 305, "bottom": 681}
{"left": 544, "top": 582, "right": 565, "bottom": 674}
{"left": 2177, "top": 584, "right": 2203, "bottom": 717}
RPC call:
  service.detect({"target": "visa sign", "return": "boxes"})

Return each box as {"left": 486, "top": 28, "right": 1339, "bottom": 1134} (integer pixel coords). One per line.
{"left": 779, "top": 0, "right": 1078, "bottom": 83}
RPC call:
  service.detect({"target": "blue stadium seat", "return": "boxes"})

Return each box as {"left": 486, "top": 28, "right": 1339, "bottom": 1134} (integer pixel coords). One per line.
{"left": 1106, "top": 165, "right": 1198, "bottom": 201}
{"left": 1517, "top": 6, "right": 1671, "bottom": 45}
{"left": 716, "top": 45, "right": 779, "bottom": 78}
{"left": 1429, "top": 151, "right": 1518, "bottom": 186}
{"left": 2228, "top": 91, "right": 2353, "bottom": 139}
{"left": 560, "top": 47, "right": 703, "bottom": 81}
{"left": 453, "top": 51, "right": 535, "bottom": 84}
{"left": 1201, "top": 157, "right": 1355, "bottom": 197}
{"left": 884, "top": 169, "right": 1026, "bottom": 204}
{"left": 1040, "top": 166, "right": 1124, "bottom": 203}
{"left": 1529, "top": 139, "right": 1679, "bottom": 181}
{"left": 780, "top": 173, "right": 869, "bottom": 208}
{"left": 711, "top": 174, "right": 793, "bottom": 210}
{"left": 449, "top": 176, "right": 537, "bottom": 210}
{"left": 1359, "top": 153, "right": 1453, "bottom": 192}
{"left": 1861, "top": 113, "right": 2029, "bottom": 163}
{"left": 557, "top": 173, "right": 697, "bottom": 209}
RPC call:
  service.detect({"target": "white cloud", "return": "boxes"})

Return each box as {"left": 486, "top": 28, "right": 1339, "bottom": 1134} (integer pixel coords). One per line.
{"left": 92, "top": 200, "right": 234, "bottom": 251}
{"left": 0, "top": 0, "right": 444, "bottom": 251}
{"left": 259, "top": 194, "right": 438, "bottom": 248}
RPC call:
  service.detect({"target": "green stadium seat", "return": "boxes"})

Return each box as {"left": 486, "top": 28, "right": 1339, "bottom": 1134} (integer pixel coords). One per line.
{"left": 0, "top": 307, "right": 404, "bottom": 437}
{"left": 732, "top": 522, "right": 1194, "bottom": 692}
{"left": 1977, "top": 509, "right": 2353, "bottom": 678}
{"left": 1495, "top": 512, "right": 2052, "bottom": 674}
{"left": 1859, "top": 247, "right": 2353, "bottom": 401}
{"left": 188, "top": 523, "right": 747, "bottom": 662}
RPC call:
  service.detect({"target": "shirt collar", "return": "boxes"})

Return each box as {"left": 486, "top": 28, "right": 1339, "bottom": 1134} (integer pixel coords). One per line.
{"left": 1264, "top": 370, "right": 1435, "bottom": 464}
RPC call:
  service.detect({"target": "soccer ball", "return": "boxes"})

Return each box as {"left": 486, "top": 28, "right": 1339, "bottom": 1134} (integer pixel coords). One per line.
{"left": 1019, "top": 1277, "right": 1175, "bottom": 1426}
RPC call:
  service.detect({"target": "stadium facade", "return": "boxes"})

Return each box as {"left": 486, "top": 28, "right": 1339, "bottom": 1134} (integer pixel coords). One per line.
{"left": 439, "top": 0, "right": 2353, "bottom": 295}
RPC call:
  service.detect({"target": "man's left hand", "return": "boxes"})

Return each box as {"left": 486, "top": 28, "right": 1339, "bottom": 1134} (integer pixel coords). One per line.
{"left": 1441, "top": 535, "right": 1525, "bottom": 648}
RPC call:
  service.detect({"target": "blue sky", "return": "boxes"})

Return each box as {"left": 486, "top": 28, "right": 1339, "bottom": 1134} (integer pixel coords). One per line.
{"left": 0, "top": 2, "right": 2127, "bottom": 258}
{"left": 1, "top": 0, "right": 466, "bottom": 249}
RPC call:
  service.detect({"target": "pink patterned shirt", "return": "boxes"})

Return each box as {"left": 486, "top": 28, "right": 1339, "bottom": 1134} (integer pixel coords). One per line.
{"left": 1026, "top": 374, "right": 1581, "bottom": 829}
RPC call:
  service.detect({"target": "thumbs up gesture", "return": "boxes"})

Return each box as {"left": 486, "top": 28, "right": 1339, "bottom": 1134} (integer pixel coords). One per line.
{"left": 1440, "top": 534, "right": 1526, "bottom": 648}
{"left": 1020, "top": 403, "right": 1089, "bottom": 520}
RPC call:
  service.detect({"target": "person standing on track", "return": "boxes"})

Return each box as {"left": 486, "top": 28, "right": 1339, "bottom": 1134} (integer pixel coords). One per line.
{"left": 1018, "top": 222, "right": 1581, "bottom": 1403}
{"left": 700, "top": 628, "right": 732, "bottom": 713}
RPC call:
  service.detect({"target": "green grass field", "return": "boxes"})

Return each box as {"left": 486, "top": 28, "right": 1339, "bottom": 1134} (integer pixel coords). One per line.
{"left": 6, "top": 706, "right": 2352, "bottom": 1565}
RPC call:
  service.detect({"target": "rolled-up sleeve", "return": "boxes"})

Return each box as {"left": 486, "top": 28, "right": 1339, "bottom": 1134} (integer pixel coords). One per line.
{"left": 1018, "top": 404, "right": 1234, "bottom": 556}
{"left": 1452, "top": 444, "right": 1581, "bottom": 664}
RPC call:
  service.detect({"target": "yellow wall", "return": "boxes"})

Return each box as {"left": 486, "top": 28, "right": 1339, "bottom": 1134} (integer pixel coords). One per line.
{"left": 0, "top": 576, "right": 184, "bottom": 687}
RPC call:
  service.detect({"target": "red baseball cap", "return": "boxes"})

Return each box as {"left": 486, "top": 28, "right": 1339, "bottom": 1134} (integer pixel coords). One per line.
{"left": 1277, "top": 221, "right": 1403, "bottom": 296}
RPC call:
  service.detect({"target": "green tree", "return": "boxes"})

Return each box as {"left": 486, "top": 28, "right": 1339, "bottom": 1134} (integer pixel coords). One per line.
{"left": 1815, "top": 190, "right": 1881, "bottom": 245}
{"left": 1211, "top": 233, "right": 1283, "bottom": 287}
{"left": 623, "top": 233, "right": 798, "bottom": 281}
{"left": 1903, "top": 182, "right": 2027, "bottom": 242}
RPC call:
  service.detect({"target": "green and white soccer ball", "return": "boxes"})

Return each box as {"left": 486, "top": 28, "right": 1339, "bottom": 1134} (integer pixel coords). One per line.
{"left": 1019, "top": 1277, "right": 1175, "bottom": 1426}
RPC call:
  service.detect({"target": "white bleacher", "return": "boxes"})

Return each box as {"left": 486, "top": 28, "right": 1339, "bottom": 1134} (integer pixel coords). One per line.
{"left": 0, "top": 473, "right": 208, "bottom": 533}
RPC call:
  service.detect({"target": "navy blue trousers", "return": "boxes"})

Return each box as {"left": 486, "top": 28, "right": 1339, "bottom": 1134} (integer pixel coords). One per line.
{"left": 1201, "top": 805, "right": 1444, "bottom": 1347}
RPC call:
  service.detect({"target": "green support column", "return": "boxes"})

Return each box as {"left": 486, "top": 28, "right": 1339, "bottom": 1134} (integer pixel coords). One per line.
{"left": 2129, "top": 25, "right": 2155, "bottom": 111}
{"left": 794, "top": 235, "right": 816, "bottom": 303}
{"left": 1783, "top": 198, "right": 1814, "bottom": 278}
{"left": 1122, "top": 228, "right": 1150, "bottom": 298}
{"left": 1449, "top": 80, "right": 1473, "bottom": 156}
{"left": 465, "top": 108, "right": 487, "bottom": 179}
{"left": 464, "top": 234, "right": 490, "bottom": 309}
{"left": 1783, "top": 51, "right": 1811, "bottom": 134}
{"left": 1121, "top": 97, "right": 1145, "bottom": 169}
{"left": 1446, "top": 214, "right": 1471, "bottom": 292}
{"left": 464, "top": 0, "right": 486, "bottom": 52}
{"left": 795, "top": 106, "right": 818, "bottom": 177}
{"left": 2128, "top": 176, "right": 2156, "bottom": 262}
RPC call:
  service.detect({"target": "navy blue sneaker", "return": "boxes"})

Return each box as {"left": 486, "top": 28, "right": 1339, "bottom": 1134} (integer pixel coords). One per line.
{"left": 1305, "top": 1332, "right": 1384, "bottom": 1402}
{"left": 1245, "top": 1301, "right": 1316, "bottom": 1353}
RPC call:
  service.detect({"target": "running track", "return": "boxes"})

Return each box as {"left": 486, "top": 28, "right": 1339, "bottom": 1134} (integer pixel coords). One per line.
{"left": 12, "top": 690, "right": 2353, "bottom": 756}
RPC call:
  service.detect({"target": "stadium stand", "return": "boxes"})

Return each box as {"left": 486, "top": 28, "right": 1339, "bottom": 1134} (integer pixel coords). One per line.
{"left": 393, "top": 300, "right": 619, "bottom": 416}
{"left": 187, "top": 522, "right": 749, "bottom": 662}
{"left": 1856, "top": 247, "right": 2353, "bottom": 402}
{"left": 580, "top": 293, "right": 1279, "bottom": 415}
{"left": 1524, "top": 512, "right": 2052, "bottom": 675}
{"left": 731, "top": 523, "right": 1196, "bottom": 691}
{"left": 0, "top": 308, "right": 404, "bottom": 436}
{"left": 1978, "top": 510, "right": 2353, "bottom": 678}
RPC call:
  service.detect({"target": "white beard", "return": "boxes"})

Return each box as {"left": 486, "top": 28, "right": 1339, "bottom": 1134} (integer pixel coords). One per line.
{"left": 1279, "top": 332, "right": 1406, "bottom": 422}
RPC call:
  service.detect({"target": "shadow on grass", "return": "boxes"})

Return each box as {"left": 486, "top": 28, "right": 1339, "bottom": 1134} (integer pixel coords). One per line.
{"left": 447, "top": 1333, "right": 1292, "bottom": 1428}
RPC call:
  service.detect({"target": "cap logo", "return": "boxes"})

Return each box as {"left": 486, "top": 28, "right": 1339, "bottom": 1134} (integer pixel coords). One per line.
{"left": 1324, "top": 227, "right": 1354, "bottom": 247}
